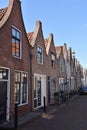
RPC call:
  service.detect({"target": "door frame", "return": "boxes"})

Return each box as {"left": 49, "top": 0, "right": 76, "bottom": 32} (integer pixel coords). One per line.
{"left": 0, "top": 67, "right": 10, "bottom": 121}
{"left": 34, "top": 73, "right": 46, "bottom": 109}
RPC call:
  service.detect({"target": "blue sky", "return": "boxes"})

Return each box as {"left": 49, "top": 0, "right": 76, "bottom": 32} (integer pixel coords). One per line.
{"left": 0, "top": 0, "right": 87, "bottom": 68}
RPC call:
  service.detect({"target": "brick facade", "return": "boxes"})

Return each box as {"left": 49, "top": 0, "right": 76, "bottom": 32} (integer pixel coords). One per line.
{"left": 0, "top": 0, "right": 31, "bottom": 121}
{"left": 44, "top": 34, "right": 59, "bottom": 104}
{"left": 27, "top": 21, "right": 47, "bottom": 110}
{"left": 0, "top": 0, "right": 83, "bottom": 124}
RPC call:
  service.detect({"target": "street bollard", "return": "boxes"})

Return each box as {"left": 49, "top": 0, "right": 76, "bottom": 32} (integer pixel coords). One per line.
{"left": 14, "top": 102, "right": 18, "bottom": 130}
{"left": 43, "top": 96, "right": 46, "bottom": 113}
{"left": 58, "top": 93, "right": 61, "bottom": 105}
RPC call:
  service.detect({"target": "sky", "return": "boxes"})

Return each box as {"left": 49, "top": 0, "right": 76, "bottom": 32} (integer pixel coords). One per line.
{"left": 0, "top": 0, "right": 87, "bottom": 68}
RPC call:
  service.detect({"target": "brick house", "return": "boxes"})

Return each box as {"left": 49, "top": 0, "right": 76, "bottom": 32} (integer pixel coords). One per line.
{"left": 27, "top": 21, "right": 47, "bottom": 110}
{"left": 0, "top": 0, "right": 31, "bottom": 123}
{"left": 68, "top": 48, "right": 76, "bottom": 92}
{"left": 55, "top": 46, "right": 67, "bottom": 92}
{"left": 44, "top": 34, "right": 59, "bottom": 104}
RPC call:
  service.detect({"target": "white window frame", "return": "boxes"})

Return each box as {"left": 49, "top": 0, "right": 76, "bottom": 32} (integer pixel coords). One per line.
{"left": 51, "top": 53, "right": 55, "bottom": 67}
{"left": 37, "top": 45, "right": 43, "bottom": 65}
{"left": 12, "top": 25, "right": 22, "bottom": 59}
{"left": 0, "top": 66, "right": 10, "bottom": 121}
{"left": 14, "top": 70, "right": 28, "bottom": 106}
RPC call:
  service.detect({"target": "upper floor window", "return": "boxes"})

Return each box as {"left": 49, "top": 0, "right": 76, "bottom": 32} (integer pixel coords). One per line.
{"left": 12, "top": 27, "right": 22, "bottom": 58}
{"left": 60, "top": 63, "right": 64, "bottom": 73}
{"left": 37, "top": 46, "right": 43, "bottom": 64}
{"left": 51, "top": 53, "right": 55, "bottom": 67}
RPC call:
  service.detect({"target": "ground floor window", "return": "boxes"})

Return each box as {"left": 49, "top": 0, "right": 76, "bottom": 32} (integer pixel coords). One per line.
{"left": 14, "top": 71, "right": 28, "bottom": 105}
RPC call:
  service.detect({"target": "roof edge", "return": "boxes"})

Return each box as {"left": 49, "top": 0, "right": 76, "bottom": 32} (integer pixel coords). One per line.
{"left": 30, "top": 20, "right": 42, "bottom": 47}
{"left": 0, "top": 0, "right": 14, "bottom": 28}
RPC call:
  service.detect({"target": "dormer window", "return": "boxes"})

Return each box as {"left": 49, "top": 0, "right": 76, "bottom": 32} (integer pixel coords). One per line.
{"left": 37, "top": 46, "right": 43, "bottom": 64}
{"left": 12, "top": 27, "right": 22, "bottom": 58}
{"left": 51, "top": 53, "right": 55, "bottom": 67}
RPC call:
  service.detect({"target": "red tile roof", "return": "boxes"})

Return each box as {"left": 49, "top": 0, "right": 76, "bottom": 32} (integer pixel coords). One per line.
{"left": 44, "top": 38, "right": 49, "bottom": 48}
{"left": 0, "top": 7, "right": 8, "bottom": 21}
{"left": 27, "top": 32, "right": 34, "bottom": 44}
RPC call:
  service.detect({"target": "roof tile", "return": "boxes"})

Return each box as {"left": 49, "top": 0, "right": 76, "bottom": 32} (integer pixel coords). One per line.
{"left": 27, "top": 32, "right": 34, "bottom": 44}
{"left": 0, "top": 7, "right": 8, "bottom": 21}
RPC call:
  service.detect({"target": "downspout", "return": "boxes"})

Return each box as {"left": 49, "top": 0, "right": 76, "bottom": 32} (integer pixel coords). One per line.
{"left": 30, "top": 51, "right": 33, "bottom": 112}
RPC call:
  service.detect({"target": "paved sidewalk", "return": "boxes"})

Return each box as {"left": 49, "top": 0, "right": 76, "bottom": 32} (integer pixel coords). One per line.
{"left": 0, "top": 94, "right": 79, "bottom": 129}
{"left": 0, "top": 111, "right": 42, "bottom": 129}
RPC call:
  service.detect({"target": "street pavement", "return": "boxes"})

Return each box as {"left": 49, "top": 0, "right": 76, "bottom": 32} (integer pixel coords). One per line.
{"left": 18, "top": 95, "right": 87, "bottom": 130}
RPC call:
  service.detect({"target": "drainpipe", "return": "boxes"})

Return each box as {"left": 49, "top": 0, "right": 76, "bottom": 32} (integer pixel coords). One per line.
{"left": 30, "top": 53, "right": 33, "bottom": 111}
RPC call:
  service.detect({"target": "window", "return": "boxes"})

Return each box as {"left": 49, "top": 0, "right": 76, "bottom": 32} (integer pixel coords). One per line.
{"left": 14, "top": 71, "right": 28, "bottom": 105}
{"left": 37, "top": 46, "right": 43, "bottom": 64}
{"left": 51, "top": 53, "right": 55, "bottom": 67}
{"left": 60, "top": 63, "right": 64, "bottom": 73}
{"left": 12, "top": 27, "right": 21, "bottom": 58}
{"left": 0, "top": 68, "right": 8, "bottom": 80}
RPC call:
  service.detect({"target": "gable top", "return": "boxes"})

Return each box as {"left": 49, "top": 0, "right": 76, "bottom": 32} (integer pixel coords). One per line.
{"left": 55, "top": 46, "right": 64, "bottom": 59}
{"left": 27, "top": 21, "right": 43, "bottom": 47}
{"left": 0, "top": 7, "right": 8, "bottom": 21}
{"left": 44, "top": 38, "right": 49, "bottom": 48}
{"left": 68, "top": 47, "right": 73, "bottom": 63}
{"left": 0, "top": 0, "right": 21, "bottom": 28}
{"left": 44, "top": 38, "right": 49, "bottom": 54}
{"left": 44, "top": 33, "right": 55, "bottom": 55}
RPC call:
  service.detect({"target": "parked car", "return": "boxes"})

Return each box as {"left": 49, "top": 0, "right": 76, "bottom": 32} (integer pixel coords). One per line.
{"left": 79, "top": 86, "right": 87, "bottom": 95}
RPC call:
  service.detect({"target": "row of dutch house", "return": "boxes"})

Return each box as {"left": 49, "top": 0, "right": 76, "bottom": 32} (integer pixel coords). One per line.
{"left": 0, "top": 0, "right": 83, "bottom": 124}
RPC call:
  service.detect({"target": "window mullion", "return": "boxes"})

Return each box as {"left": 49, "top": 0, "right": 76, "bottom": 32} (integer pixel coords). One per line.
{"left": 20, "top": 72, "right": 22, "bottom": 104}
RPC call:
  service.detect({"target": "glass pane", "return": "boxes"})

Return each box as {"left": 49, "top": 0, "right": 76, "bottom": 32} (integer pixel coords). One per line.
{"left": 14, "top": 83, "right": 20, "bottom": 104}
{"left": 17, "top": 31, "right": 20, "bottom": 39}
{"left": 22, "top": 73, "right": 27, "bottom": 83}
{"left": 15, "top": 72, "right": 21, "bottom": 82}
{"left": 51, "top": 54, "right": 55, "bottom": 60}
{"left": 22, "top": 84, "right": 27, "bottom": 103}
{"left": 12, "top": 38, "right": 16, "bottom": 47}
{"left": 37, "top": 46, "right": 42, "bottom": 53}
{"left": 38, "top": 53, "right": 42, "bottom": 64}
{"left": 12, "top": 27, "right": 21, "bottom": 58}
{"left": 12, "top": 28, "right": 16, "bottom": 37}
{"left": 16, "top": 40, "right": 19, "bottom": 49}
{"left": 0, "top": 69, "right": 8, "bottom": 80}
{"left": 0, "top": 73, "right": 2, "bottom": 79}
{"left": 16, "top": 48, "right": 19, "bottom": 56}
{"left": 12, "top": 46, "right": 15, "bottom": 56}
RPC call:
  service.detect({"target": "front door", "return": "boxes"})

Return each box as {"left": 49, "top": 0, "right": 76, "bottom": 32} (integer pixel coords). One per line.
{"left": 0, "top": 81, "right": 7, "bottom": 123}
{"left": 37, "top": 80, "right": 41, "bottom": 107}
{"left": 34, "top": 76, "right": 41, "bottom": 109}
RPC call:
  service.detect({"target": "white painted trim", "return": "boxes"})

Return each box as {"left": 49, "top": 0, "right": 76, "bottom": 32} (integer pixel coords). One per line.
{"left": 34, "top": 73, "right": 46, "bottom": 109}
{"left": 71, "top": 77, "right": 74, "bottom": 79}
{"left": 0, "top": 66, "right": 10, "bottom": 121}
{"left": 14, "top": 70, "right": 28, "bottom": 106}
{"left": 37, "top": 45, "right": 43, "bottom": 65}
{"left": 34, "top": 73, "right": 46, "bottom": 78}
{"left": 59, "top": 78, "right": 64, "bottom": 84}
{"left": 7, "top": 68, "right": 10, "bottom": 121}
